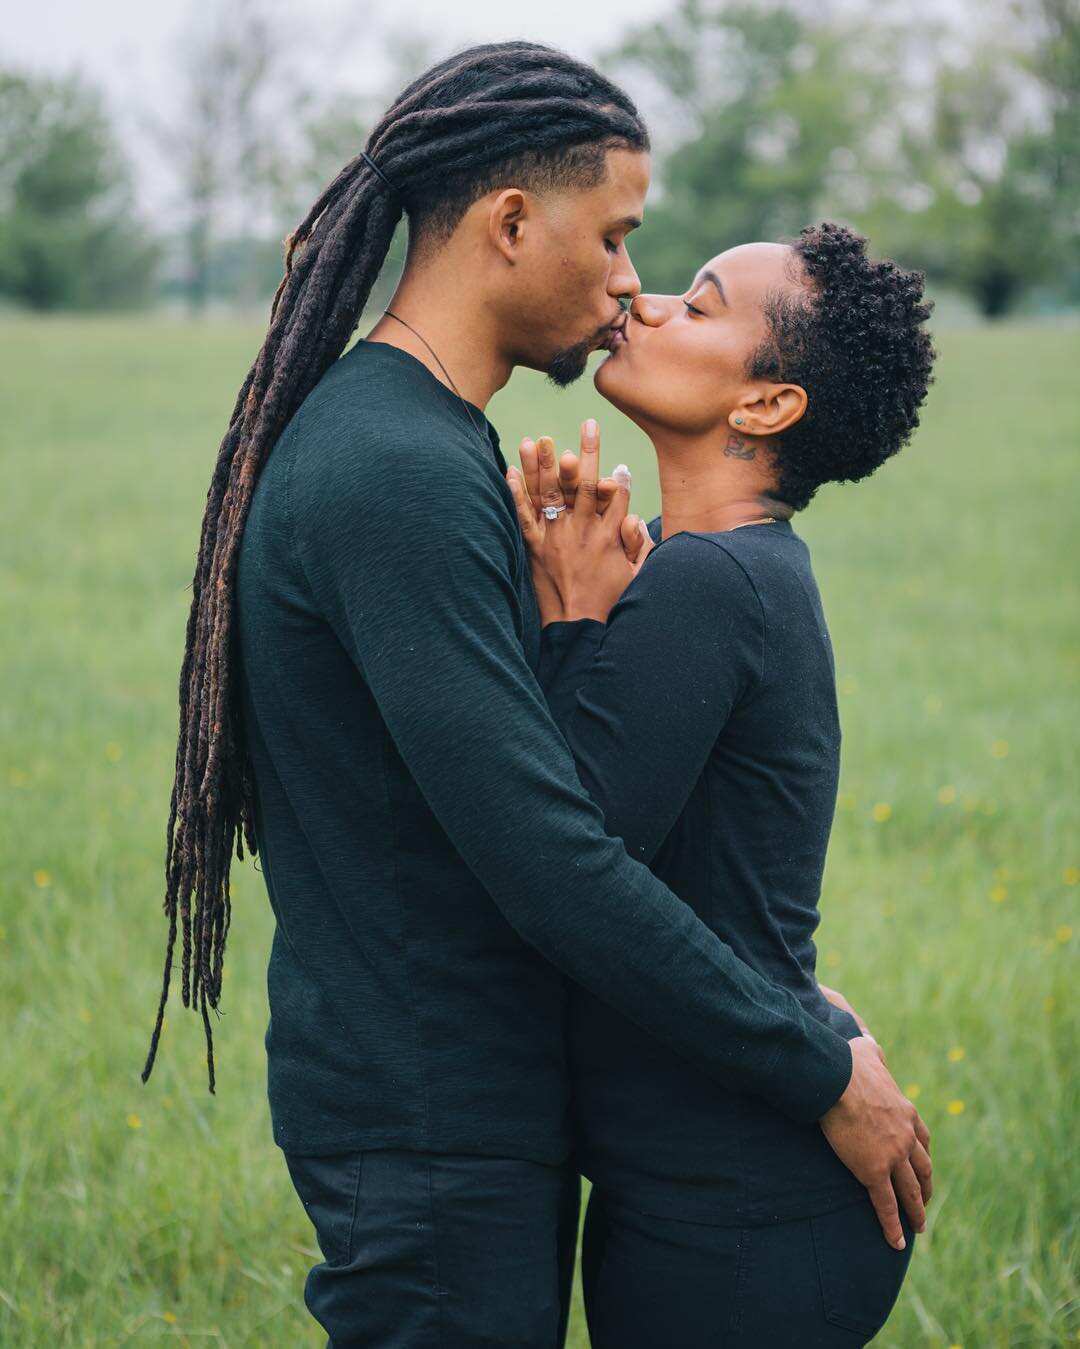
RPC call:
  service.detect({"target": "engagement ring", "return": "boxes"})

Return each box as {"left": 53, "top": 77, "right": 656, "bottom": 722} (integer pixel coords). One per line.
{"left": 543, "top": 503, "right": 567, "bottom": 520}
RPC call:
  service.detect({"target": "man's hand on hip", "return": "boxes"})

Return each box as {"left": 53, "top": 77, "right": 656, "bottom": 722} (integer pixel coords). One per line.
{"left": 820, "top": 1036, "right": 933, "bottom": 1250}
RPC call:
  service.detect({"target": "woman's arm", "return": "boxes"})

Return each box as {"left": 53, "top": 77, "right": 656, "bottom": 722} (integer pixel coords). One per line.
{"left": 535, "top": 531, "right": 763, "bottom": 863}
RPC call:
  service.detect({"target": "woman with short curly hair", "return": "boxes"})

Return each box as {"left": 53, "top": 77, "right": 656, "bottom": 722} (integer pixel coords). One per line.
{"left": 507, "top": 221, "right": 936, "bottom": 1348}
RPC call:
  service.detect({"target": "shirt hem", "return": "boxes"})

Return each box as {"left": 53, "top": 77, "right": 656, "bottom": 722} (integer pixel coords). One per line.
{"left": 272, "top": 1122, "right": 571, "bottom": 1168}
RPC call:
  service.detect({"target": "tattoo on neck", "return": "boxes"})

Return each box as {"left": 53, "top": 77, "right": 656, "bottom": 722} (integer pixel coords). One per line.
{"left": 724, "top": 433, "right": 756, "bottom": 460}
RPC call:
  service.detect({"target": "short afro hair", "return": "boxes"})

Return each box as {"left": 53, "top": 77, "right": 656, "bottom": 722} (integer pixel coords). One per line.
{"left": 748, "top": 222, "right": 936, "bottom": 511}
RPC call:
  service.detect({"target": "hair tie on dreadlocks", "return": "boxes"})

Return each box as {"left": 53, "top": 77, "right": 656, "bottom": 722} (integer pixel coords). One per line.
{"left": 140, "top": 40, "right": 649, "bottom": 1095}
{"left": 360, "top": 150, "right": 400, "bottom": 199}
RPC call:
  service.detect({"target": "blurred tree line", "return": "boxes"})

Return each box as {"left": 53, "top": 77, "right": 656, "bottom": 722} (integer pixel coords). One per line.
{"left": 0, "top": 0, "right": 1075, "bottom": 318}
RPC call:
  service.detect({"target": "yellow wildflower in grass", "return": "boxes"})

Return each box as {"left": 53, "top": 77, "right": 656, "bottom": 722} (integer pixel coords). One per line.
{"left": 948, "top": 1046, "right": 966, "bottom": 1062}
{"left": 906, "top": 1083, "right": 922, "bottom": 1100}
{"left": 1044, "top": 996, "right": 1056, "bottom": 1013}
{"left": 871, "top": 802, "right": 892, "bottom": 823}
{"left": 105, "top": 742, "right": 123, "bottom": 762}
{"left": 989, "top": 885, "right": 1008, "bottom": 904}
{"left": 126, "top": 1113, "right": 143, "bottom": 1130}
{"left": 937, "top": 785, "right": 956, "bottom": 805}
{"left": 33, "top": 869, "right": 51, "bottom": 888}
{"left": 78, "top": 1008, "right": 92, "bottom": 1024}
{"left": 163, "top": 1313, "right": 178, "bottom": 1325}
{"left": 1063, "top": 867, "right": 1079, "bottom": 886}
{"left": 923, "top": 695, "right": 943, "bottom": 716}
{"left": 1055, "top": 925, "right": 1073, "bottom": 944}
{"left": 947, "top": 1100, "right": 965, "bottom": 1116}
{"left": 990, "top": 739, "right": 1009, "bottom": 759}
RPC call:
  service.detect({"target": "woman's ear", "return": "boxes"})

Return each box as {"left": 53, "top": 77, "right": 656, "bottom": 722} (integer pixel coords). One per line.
{"left": 729, "top": 383, "right": 808, "bottom": 437}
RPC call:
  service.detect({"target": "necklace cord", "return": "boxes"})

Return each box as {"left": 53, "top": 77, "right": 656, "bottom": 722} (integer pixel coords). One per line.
{"left": 383, "top": 310, "right": 489, "bottom": 446}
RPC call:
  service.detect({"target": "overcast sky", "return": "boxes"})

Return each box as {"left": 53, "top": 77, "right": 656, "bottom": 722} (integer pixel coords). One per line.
{"left": 5, "top": 0, "right": 671, "bottom": 92}
{"left": 5, "top": 0, "right": 677, "bottom": 217}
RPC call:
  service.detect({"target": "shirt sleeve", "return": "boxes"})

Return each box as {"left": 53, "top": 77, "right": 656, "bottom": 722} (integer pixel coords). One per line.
{"left": 289, "top": 432, "right": 852, "bottom": 1123}
{"left": 538, "top": 532, "right": 764, "bottom": 865}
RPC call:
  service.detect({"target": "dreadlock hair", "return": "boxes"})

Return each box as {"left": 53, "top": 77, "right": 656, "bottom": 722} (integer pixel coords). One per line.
{"left": 141, "top": 41, "right": 649, "bottom": 1092}
{"left": 749, "top": 221, "right": 937, "bottom": 511}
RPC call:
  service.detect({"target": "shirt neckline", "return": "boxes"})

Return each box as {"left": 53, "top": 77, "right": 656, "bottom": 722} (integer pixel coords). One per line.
{"left": 352, "top": 338, "right": 503, "bottom": 467}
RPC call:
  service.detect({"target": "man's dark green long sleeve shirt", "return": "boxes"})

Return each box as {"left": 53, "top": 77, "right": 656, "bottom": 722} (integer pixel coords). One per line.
{"left": 234, "top": 339, "right": 853, "bottom": 1160}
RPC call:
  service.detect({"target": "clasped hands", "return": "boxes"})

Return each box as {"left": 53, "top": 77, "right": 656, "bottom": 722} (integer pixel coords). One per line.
{"left": 505, "top": 418, "right": 654, "bottom": 626}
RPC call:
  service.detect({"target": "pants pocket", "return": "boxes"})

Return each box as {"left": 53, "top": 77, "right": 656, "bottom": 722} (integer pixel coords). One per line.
{"left": 283, "top": 1148, "right": 364, "bottom": 1267}
{"left": 809, "top": 1199, "right": 914, "bottom": 1340}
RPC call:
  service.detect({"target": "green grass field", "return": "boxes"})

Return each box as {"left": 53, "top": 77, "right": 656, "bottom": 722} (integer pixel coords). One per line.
{"left": 1, "top": 314, "right": 1077, "bottom": 1346}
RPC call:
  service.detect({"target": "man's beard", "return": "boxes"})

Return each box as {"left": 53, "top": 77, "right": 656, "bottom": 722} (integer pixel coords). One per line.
{"left": 546, "top": 321, "right": 616, "bottom": 388}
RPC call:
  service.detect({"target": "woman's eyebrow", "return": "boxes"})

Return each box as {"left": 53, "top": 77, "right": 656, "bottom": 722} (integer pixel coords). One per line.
{"left": 691, "top": 269, "right": 729, "bottom": 306}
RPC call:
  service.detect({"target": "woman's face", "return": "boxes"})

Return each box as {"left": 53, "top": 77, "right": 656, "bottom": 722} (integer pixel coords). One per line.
{"left": 595, "top": 242, "right": 806, "bottom": 438}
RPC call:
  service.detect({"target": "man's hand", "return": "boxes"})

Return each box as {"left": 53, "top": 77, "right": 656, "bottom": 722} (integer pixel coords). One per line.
{"left": 820, "top": 1036, "right": 933, "bottom": 1250}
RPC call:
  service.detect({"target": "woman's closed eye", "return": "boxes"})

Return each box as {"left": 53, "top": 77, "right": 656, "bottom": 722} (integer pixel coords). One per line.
{"left": 682, "top": 298, "right": 706, "bottom": 317}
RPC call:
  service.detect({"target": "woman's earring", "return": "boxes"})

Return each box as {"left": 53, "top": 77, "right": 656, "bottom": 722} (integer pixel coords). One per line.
{"left": 734, "top": 417, "right": 744, "bottom": 426}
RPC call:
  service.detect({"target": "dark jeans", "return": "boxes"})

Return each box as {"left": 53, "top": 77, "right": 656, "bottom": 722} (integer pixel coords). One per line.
{"left": 282, "top": 1147, "right": 581, "bottom": 1347}
{"left": 581, "top": 1187, "right": 915, "bottom": 1348}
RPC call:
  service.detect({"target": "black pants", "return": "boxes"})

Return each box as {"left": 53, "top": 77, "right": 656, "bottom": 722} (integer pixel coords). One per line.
{"left": 282, "top": 1147, "right": 581, "bottom": 1347}
{"left": 581, "top": 1187, "right": 915, "bottom": 1348}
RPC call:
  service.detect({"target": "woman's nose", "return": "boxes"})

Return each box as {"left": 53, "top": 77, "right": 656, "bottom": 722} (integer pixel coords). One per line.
{"left": 630, "top": 293, "right": 677, "bottom": 327}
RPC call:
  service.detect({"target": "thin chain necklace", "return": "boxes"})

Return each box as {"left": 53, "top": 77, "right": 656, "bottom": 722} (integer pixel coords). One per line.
{"left": 383, "top": 309, "right": 491, "bottom": 448}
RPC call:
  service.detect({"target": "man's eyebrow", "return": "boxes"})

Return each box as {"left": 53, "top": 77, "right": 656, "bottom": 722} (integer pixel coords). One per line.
{"left": 692, "top": 268, "right": 728, "bottom": 305}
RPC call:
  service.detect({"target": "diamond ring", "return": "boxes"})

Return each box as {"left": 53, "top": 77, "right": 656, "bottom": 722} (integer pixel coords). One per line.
{"left": 543, "top": 503, "right": 567, "bottom": 521}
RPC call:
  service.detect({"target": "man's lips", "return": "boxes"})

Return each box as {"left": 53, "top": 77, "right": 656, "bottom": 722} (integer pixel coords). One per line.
{"left": 600, "top": 316, "right": 630, "bottom": 352}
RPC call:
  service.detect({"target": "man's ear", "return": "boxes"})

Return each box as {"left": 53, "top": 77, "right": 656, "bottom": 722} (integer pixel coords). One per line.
{"left": 729, "top": 383, "right": 808, "bottom": 437}
{"left": 488, "top": 189, "right": 528, "bottom": 264}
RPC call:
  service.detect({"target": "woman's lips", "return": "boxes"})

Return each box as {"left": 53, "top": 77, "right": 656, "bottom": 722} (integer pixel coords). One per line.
{"left": 603, "top": 319, "right": 630, "bottom": 353}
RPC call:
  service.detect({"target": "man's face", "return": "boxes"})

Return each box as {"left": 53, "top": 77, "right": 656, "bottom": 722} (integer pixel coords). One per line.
{"left": 502, "top": 148, "right": 650, "bottom": 385}
{"left": 594, "top": 242, "right": 810, "bottom": 434}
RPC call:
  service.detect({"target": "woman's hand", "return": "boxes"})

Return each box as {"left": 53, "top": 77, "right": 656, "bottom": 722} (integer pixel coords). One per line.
{"left": 506, "top": 419, "right": 654, "bottom": 626}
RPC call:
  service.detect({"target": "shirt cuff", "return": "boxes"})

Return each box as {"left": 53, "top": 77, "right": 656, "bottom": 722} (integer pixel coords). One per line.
{"left": 536, "top": 620, "right": 606, "bottom": 736}
{"left": 767, "top": 1015, "right": 855, "bottom": 1122}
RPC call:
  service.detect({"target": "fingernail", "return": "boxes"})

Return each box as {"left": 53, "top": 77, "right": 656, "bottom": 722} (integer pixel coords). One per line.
{"left": 612, "top": 463, "right": 631, "bottom": 488}
{"left": 639, "top": 519, "right": 649, "bottom": 537}
{"left": 585, "top": 419, "right": 598, "bottom": 437}
{"left": 896, "top": 1236, "right": 906, "bottom": 1250}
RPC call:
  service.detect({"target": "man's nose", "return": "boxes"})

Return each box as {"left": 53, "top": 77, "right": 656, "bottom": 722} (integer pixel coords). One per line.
{"left": 609, "top": 250, "right": 642, "bottom": 306}
{"left": 629, "top": 293, "right": 677, "bottom": 327}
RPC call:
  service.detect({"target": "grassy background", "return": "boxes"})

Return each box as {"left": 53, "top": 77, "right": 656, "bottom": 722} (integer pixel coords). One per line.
{"left": 1, "top": 315, "right": 1077, "bottom": 1346}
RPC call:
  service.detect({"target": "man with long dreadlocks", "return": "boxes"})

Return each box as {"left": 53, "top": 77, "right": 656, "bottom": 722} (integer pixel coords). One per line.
{"left": 142, "top": 42, "right": 930, "bottom": 1345}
